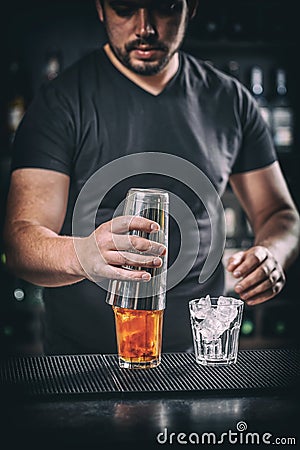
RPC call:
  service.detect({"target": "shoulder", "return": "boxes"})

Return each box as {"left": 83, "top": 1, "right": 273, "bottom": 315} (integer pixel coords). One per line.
{"left": 179, "top": 50, "right": 250, "bottom": 100}
{"left": 31, "top": 48, "right": 106, "bottom": 115}
{"left": 40, "top": 49, "right": 104, "bottom": 97}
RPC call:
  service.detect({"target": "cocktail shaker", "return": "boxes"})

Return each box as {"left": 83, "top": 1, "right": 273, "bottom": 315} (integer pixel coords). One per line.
{"left": 106, "top": 188, "right": 169, "bottom": 369}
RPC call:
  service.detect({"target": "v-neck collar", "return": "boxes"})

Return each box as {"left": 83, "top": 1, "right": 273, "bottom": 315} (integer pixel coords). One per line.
{"left": 100, "top": 47, "right": 182, "bottom": 98}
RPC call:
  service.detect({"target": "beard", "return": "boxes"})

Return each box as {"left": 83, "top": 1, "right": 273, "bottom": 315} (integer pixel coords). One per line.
{"left": 116, "top": 50, "right": 172, "bottom": 76}
{"left": 108, "top": 38, "right": 174, "bottom": 76}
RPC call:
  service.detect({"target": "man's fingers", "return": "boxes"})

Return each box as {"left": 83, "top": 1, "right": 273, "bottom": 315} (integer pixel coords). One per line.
{"left": 93, "top": 265, "right": 153, "bottom": 283}
{"left": 87, "top": 215, "right": 168, "bottom": 283}
{"left": 239, "top": 281, "right": 284, "bottom": 305}
{"left": 229, "top": 247, "right": 269, "bottom": 278}
{"left": 235, "top": 270, "right": 283, "bottom": 300}
{"left": 234, "top": 259, "right": 277, "bottom": 292}
{"left": 111, "top": 251, "right": 163, "bottom": 268}
{"left": 108, "top": 215, "right": 160, "bottom": 234}
{"left": 111, "top": 234, "right": 166, "bottom": 256}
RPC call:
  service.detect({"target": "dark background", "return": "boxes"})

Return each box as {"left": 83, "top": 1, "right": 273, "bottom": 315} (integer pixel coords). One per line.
{"left": 0, "top": 0, "right": 299, "bottom": 357}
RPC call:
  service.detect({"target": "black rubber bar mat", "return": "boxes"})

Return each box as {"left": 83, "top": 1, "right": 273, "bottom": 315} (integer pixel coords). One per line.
{"left": 0, "top": 349, "right": 299, "bottom": 398}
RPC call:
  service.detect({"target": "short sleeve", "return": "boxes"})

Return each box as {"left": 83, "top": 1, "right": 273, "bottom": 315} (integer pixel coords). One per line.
{"left": 231, "top": 83, "right": 277, "bottom": 174}
{"left": 11, "top": 80, "right": 76, "bottom": 175}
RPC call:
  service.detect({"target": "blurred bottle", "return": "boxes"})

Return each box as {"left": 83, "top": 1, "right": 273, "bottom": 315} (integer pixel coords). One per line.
{"left": 270, "top": 68, "right": 294, "bottom": 154}
{"left": 6, "top": 58, "right": 29, "bottom": 146}
{"left": 226, "top": 60, "right": 240, "bottom": 80}
{"left": 249, "top": 66, "right": 271, "bottom": 128}
{"left": 191, "top": 6, "right": 223, "bottom": 40}
{"left": 0, "top": 276, "right": 45, "bottom": 358}
{"left": 240, "top": 213, "right": 254, "bottom": 249}
{"left": 224, "top": 206, "right": 238, "bottom": 248}
{"left": 225, "top": 7, "right": 254, "bottom": 41}
{"left": 204, "top": 19, "right": 220, "bottom": 39}
{"left": 43, "top": 50, "right": 62, "bottom": 82}
{"left": 240, "top": 309, "right": 255, "bottom": 337}
{"left": 263, "top": 306, "right": 294, "bottom": 340}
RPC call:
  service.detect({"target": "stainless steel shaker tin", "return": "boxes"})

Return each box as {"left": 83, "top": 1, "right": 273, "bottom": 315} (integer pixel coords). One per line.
{"left": 106, "top": 188, "right": 169, "bottom": 311}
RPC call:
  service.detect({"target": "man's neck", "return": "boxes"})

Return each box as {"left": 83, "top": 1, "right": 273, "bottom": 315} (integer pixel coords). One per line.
{"left": 104, "top": 43, "right": 179, "bottom": 96}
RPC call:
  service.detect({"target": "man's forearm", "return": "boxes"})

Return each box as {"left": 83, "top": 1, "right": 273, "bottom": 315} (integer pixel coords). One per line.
{"left": 4, "top": 223, "right": 86, "bottom": 287}
{"left": 253, "top": 208, "right": 300, "bottom": 271}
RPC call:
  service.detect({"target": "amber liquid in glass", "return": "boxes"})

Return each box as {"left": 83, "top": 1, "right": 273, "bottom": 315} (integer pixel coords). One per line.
{"left": 113, "top": 307, "right": 164, "bottom": 369}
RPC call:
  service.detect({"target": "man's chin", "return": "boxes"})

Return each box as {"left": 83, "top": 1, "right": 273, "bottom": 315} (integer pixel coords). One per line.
{"left": 130, "top": 64, "right": 161, "bottom": 76}
{"left": 110, "top": 45, "right": 170, "bottom": 76}
{"left": 127, "top": 58, "right": 169, "bottom": 76}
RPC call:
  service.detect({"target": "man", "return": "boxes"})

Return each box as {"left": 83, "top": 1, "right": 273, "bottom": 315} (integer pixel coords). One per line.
{"left": 4, "top": 0, "right": 300, "bottom": 354}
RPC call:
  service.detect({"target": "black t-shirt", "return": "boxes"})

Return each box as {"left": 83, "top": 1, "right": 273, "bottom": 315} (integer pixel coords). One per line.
{"left": 12, "top": 48, "right": 277, "bottom": 354}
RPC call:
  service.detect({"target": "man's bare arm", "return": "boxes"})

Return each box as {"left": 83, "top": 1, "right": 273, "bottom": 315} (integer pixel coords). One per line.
{"left": 4, "top": 169, "right": 166, "bottom": 287}
{"left": 227, "top": 161, "right": 300, "bottom": 305}
{"left": 3, "top": 168, "right": 85, "bottom": 286}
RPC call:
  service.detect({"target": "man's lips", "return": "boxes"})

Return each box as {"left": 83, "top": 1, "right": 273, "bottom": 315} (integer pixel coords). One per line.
{"left": 130, "top": 47, "right": 164, "bottom": 59}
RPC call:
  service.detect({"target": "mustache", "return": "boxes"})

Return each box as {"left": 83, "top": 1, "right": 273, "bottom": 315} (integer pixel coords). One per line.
{"left": 125, "top": 39, "right": 168, "bottom": 52}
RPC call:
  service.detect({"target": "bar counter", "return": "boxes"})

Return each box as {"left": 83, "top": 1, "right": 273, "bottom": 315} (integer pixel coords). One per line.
{"left": 1, "top": 349, "right": 299, "bottom": 449}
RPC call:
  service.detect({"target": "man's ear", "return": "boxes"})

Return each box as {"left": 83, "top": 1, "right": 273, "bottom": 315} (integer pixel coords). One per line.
{"left": 188, "top": 0, "right": 199, "bottom": 19}
{"left": 95, "top": 0, "right": 104, "bottom": 22}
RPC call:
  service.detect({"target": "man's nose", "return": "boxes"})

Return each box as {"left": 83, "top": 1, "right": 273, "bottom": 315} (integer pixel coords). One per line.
{"left": 135, "top": 8, "right": 156, "bottom": 39}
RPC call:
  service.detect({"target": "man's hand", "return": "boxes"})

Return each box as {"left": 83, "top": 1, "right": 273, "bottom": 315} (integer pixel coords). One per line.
{"left": 74, "top": 215, "right": 167, "bottom": 283}
{"left": 226, "top": 246, "right": 286, "bottom": 305}
{"left": 227, "top": 163, "right": 300, "bottom": 306}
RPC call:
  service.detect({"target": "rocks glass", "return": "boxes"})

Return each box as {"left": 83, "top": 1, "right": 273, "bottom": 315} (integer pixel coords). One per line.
{"left": 189, "top": 295, "right": 244, "bottom": 366}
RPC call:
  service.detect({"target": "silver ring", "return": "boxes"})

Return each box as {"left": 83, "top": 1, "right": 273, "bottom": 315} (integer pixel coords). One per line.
{"left": 272, "top": 284, "right": 279, "bottom": 294}
{"left": 269, "top": 273, "right": 275, "bottom": 284}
